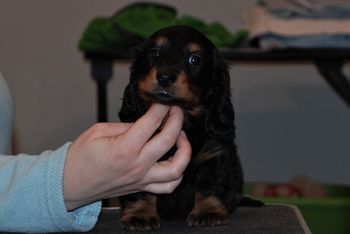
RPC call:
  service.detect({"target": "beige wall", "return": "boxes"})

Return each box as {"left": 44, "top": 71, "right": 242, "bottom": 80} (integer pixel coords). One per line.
{"left": 0, "top": 0, "right": 349, "bottom": 184}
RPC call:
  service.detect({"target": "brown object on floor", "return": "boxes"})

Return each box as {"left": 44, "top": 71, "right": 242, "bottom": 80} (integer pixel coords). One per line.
{"left": 252, "top": 176, "right": 327, "bottom": 198}
{"left": 252, "top": 182, "right": 301, "bottom": 198}
{"left": 291, "top": 176, "right": 327, "bottom": 198}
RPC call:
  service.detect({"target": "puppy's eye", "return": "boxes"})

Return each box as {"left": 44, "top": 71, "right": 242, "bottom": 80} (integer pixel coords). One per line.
{"left": 188, "top": 55, "right": 201, "bottom": 65}
{"left": 150, "top": 48, "right": 160, "bottom": 58}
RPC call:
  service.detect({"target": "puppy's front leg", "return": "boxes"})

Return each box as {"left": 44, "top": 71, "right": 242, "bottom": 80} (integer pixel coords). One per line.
{"left": 187, "top": 140, "right": 243, "bottom": 227}
{"left": 119, "top": 193, "right": 160, "bottom": 230}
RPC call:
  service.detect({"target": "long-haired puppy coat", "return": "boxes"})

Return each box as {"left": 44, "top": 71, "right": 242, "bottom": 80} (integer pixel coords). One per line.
{"left": 119, "top": 25, "right": 243, "bottom": 230}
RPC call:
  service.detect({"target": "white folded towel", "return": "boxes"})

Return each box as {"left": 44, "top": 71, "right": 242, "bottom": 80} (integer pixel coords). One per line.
{"left": 243, "top": 6, "right": 350, "bottom": 38}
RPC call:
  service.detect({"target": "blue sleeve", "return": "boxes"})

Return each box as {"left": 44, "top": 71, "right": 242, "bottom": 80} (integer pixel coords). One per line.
{"left": 0, "top": 143, "right": 102, "bottom": 233}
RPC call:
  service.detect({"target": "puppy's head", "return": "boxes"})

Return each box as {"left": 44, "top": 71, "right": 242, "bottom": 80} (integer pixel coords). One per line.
{"left": 131, "top": 26, "right": 224, "bottom": 108}
{"left": 126, "top": 25, "right": 234, "bottom": 136}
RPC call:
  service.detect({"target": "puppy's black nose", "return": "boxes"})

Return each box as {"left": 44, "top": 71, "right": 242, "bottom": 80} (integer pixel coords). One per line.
{"left": 156, "top": 73, "right": 176, "bottom": 87}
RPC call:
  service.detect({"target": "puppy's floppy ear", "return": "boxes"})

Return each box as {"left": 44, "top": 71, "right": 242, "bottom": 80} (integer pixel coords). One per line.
{"left": 205, "top": 49, "right": 235, "bottom": 138}
{"left": 119, "top": 40, "right": 149, "bottom": 122}
{"left": 119, "top": 83, "right": 146, "bottom": 122}
{"left": 129, "top": 39, "right": 149, "bottom": 60}
{"left": 129, "top": 41, "right": 146, "bottom": 59}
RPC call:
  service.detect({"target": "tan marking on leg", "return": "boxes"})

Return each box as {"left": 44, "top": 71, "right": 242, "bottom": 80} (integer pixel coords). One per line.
{"left": 187, "top": 193, "right": 229, "bottom": 227}
{"left": 120, "top": 194, "right": 160, "bottom": 231}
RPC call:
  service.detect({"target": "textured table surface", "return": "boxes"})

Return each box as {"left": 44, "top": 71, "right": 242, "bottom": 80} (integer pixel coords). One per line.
{"left": 63, "top": 204, "right": 311, "bottom": 234}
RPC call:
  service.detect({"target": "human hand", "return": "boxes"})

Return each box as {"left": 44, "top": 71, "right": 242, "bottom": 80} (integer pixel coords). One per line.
{"left": 63, "top": 104, "right": 191, "bottom": 211}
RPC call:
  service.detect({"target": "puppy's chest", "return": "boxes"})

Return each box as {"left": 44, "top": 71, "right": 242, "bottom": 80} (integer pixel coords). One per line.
{"left": 161, "top": 121, "right": 206, "bottom": 163}
{"left": 182, "top": 109, "right": 205, "bottom": 131}
{"left": 183, "top": 127, "right": 208, "bottom": 160}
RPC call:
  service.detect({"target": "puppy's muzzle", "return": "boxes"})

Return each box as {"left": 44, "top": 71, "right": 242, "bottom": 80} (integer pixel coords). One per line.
{"left": 156, "top": 73, "right": 176, "bottom": 88}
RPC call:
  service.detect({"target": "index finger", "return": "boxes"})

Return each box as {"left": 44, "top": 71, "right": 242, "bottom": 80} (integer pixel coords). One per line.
{"left": 141, "top": 131, "right": 191, "bottom": 184}
{"left": 122, "top": 104, "right": 170, "bottom": 150}
{"left": 139, "top": 106, "right": 184, "bottom": 165}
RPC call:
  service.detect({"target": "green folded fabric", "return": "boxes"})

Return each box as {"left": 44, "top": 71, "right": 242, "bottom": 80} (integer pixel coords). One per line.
{"left": 79, "top": 2, "right": 248, "bottom": 54}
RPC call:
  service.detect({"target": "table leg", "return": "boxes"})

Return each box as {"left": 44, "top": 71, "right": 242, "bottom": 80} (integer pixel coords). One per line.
{"left": 91, "top": 59, "right": 113, "bottom": 122}
{"left": 314, "top": 59, "right": 350, "bottom": 108}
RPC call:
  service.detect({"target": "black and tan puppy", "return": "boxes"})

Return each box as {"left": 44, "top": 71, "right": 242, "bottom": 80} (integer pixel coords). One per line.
{"left": 118, "top": 25, "right": 243, "bottom": 230}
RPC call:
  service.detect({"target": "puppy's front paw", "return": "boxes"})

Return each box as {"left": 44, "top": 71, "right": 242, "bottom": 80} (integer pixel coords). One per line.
{"left": 120, "top": 195, "right": 160, "bottom": 230}
{"left": 187, "top": 195, "right": 229, "bottom": 227}
{"left": 120, "top": 212, "right": 160, "bottom": 231}
{"left": 187, "top": 210, "right": 229, "bottom": 227}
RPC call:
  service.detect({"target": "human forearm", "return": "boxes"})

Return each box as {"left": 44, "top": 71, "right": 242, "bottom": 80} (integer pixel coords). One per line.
{"left": 0, "top": 144, "right": 101, "bottom": 233}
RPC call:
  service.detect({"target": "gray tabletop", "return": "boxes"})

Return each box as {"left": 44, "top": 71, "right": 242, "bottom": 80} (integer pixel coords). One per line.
{"left": 62, "top": 204, "right": 310, "bottom": 234}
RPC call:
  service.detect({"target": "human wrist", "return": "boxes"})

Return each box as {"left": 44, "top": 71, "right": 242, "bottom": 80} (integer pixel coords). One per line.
{"left": 63, "top": 143, "right": 107, "bottom": 211}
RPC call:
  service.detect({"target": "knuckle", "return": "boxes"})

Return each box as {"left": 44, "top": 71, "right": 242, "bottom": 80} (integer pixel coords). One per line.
{"left": 119, "top": 143, "right": 136, "bottom": 158}
{"left": 93, "top": 122, "right": 106, "bottom": 130}
{"left": 169, "top": 167, "right": 182, "bottom": 180}
{"left": 182, "top": 145, "right": 192, "bottom": 158}
{"left": 130, "top": 165, "right": 145, "bottom": 180}
{"left": 163, "top": 183, "right": 176, "bottom": 194}
{"left": 161, "top": 134, "right": 177, "bottom": 147}
{"left": 117, "top": 135, "right": 138, "bottom": 156}
{"left": 91, "top": 122, "right": 108, "bottom": 135}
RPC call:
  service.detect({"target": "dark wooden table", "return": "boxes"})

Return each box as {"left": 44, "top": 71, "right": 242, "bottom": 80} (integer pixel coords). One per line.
{"left": 59, "top": 205, "right": 310, "bottom": 234}
{"left": 84, "top": 48, "right": 350, "bottom": 122}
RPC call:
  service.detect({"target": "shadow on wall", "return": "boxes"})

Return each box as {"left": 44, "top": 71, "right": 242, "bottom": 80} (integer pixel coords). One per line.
{"left": 236, "top": 83, "right": 350, "bottom": 184}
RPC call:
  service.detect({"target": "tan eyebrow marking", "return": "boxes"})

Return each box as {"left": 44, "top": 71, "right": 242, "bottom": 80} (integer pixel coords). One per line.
{"left": 188, "top": 42, "right": 201, "bottom": 53}
{"left": 154, "top": 36, "right": 168, "bottom": 47}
